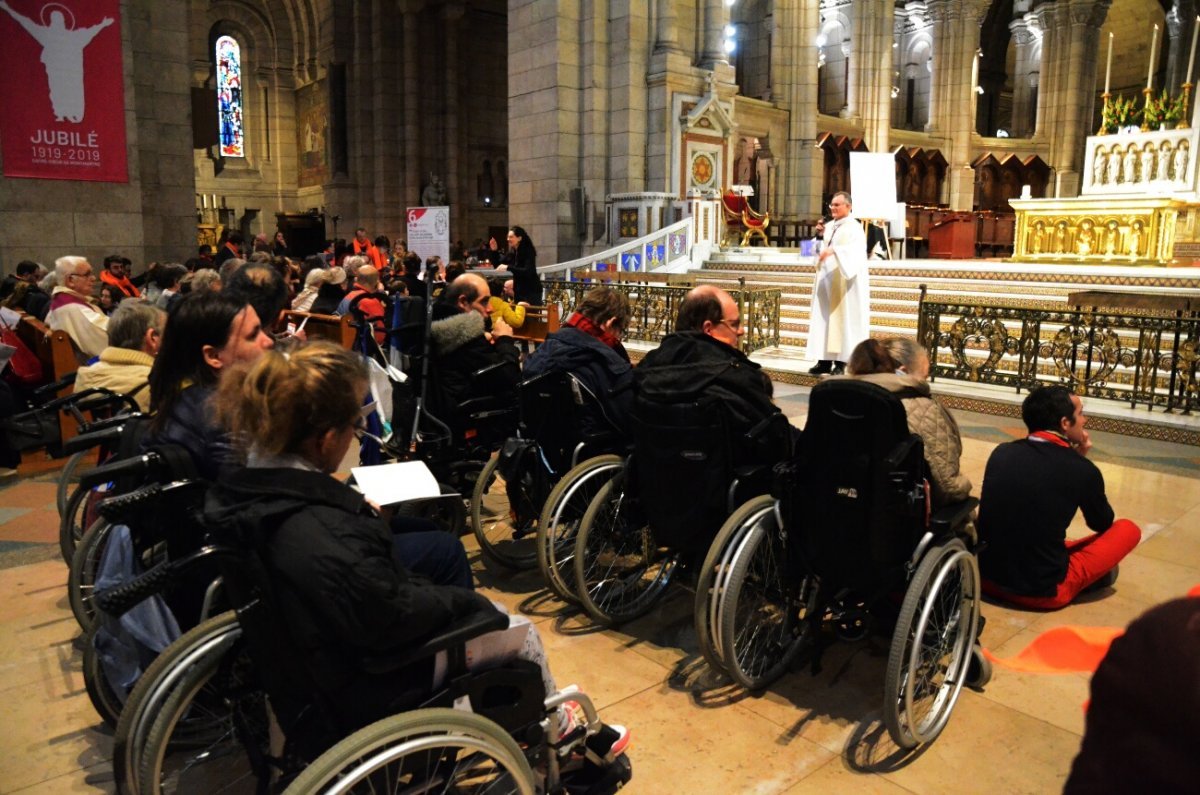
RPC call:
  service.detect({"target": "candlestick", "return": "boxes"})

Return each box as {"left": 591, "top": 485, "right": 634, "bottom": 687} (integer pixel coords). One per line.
{"left": 1098, "top": 91, "right": 1112, "bottom": 135}
{"left": 1105, "top": 32, "right": 1113, "bottom": 94}
{"left": 1181, "top": 83, "right": 1193, "bottom": 129}
{"left": 1187, "top": 16, "right": 1199, "bottom": 86}
{"left": 1141, "top": 86, "right": 1153, "bottom": 131}
{"left": 1147, "top": 24, "right": 1158, "bottom": 90}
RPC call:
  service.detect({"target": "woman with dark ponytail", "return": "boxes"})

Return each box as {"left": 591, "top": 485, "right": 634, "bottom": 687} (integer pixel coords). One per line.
{"left": 502, "top": 225, "right": 541, "bottom": 305}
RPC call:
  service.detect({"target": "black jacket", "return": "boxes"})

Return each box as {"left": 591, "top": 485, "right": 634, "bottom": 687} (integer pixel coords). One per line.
{"left": 310, "top": 282, "right": 347, "bottom": 315}
{"left": 523, "top": 325, "right": 633, "bottom": 435}
{"left": 141, "top": 385, "right": 236, "bottom": 481}
{"left": 429, "top": 311, "right": 520, "bottom": 411}
{"left": 204, "top": 467, "right": 497, "bottom": 726}
{"left": 977, "top": 438, "right": 1116, "bottom": 596}
{"left": 502, "top": 246, "right": 541, "bottom": 304}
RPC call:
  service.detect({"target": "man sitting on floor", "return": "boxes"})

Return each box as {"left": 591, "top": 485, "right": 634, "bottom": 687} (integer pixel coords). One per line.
{"left": 977, "top": 386, "right": 1141, "bottom": 610}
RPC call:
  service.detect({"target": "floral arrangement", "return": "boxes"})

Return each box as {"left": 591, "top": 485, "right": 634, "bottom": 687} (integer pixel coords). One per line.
{"left": 1142, "top": 89, "right": 1186, "bottom": 128}
{"left": 1101, "top": 94, "right": 1141, "bottom": 133}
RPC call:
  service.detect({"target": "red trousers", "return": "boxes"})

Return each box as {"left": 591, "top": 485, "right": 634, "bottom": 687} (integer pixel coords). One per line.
{"left": 984, "top": 519, "right": 1142, "bottom": 610}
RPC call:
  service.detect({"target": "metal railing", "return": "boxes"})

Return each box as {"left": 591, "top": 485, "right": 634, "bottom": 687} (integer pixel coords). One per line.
{"left": 544, "top": 278, "right": 782, "bottom": 354}
{"left": 917, "top": 292, "right": 1199, "bottom": 413}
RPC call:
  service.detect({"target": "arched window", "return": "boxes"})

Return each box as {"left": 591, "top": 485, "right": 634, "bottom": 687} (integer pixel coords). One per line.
{"left": 215, "top": 35, "right": 245, "bottom": 157}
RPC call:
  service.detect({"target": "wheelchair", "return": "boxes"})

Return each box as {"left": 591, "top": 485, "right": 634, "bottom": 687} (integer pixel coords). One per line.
{"left": 571, "top": 388, "right": 793, "bottom": 626}
{"left": 99, "top": 521, "right": 632, "bottom": 794}
{"left": 696, "top": 379, "right": 987, "bottom": 749}
{"left": 471, "top": 370, "right": 623, "bottom": 572}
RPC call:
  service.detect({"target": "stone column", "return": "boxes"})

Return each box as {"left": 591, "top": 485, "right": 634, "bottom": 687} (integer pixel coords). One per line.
{"left": 701, "top": 0, "right": 729, "bottom": 68}
{"left": 444, "top": 3, "right": 465, "bottom": 237}
{"left": 1039, "top": 0, "right": 1110, "bottom": 196}
{"left": 1009, "top": 15, "right": 1037, "bottom": 138}
{"left": 926, "top": 0, "right": 986, "bottom": 208}
{"left": 402, "top": 0, "right": 424, "bottom": 208}
{"left": 654, "top": 0, "right": 680, "bottom": 54}
{"left": 853, "top": 0, "right": 895, "bottom": 152}
{"left": 773, "top": 0, "right": 823, "bottom": 218}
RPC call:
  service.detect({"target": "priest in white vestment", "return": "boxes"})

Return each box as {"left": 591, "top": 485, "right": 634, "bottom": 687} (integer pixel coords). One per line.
{"left": 806, "top": 191, "right": 870, "bottom": 375}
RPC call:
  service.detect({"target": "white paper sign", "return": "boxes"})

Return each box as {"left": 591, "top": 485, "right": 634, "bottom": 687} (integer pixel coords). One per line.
{"left": 351, "top": 460, "right": 442, "bottom": 506}
{"left": 406, "top": 206, "right": 450, "bottom": 265}
{"left": 849, "top": 152, "right": 899, "bottom": 221}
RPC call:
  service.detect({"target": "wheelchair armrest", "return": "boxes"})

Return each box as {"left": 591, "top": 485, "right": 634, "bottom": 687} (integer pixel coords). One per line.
{"left": 31, "top": 373, "right": 77, "bottom": 402}
{"left": 884, "top": 434, "right": 921, "bottom": 469}
{"left": 62, "top": 424, "right": 126, "bottom": 455}
{"left": 359, "top": 610, "right": 510, "bottom": 674}
{"left": 77, "top": 451, "right": 162, "bottom": 490}
{"left": 930, "top": 497, "right": 979, "bottom": 535}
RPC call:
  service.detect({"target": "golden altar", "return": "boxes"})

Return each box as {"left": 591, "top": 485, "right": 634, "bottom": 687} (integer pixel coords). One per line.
{"left": 1009, "top": 196, "right": 1187, "bottom": 265}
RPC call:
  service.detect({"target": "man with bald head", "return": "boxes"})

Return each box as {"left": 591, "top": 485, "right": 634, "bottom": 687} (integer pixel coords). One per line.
{"left": 337, "top": 264, "right": 388, "bottom": 345}
{"left": 638, "top": 285, "right": 790, "bottom": 444}
{"left": 429, "top": 272, "right": 521, "bottom": 410}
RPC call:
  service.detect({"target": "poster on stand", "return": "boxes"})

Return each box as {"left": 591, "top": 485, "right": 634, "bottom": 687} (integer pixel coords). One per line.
{"left": 406, "top": 207, "right": 450, "bottom": 270}
{"left": 0, "top": 0, "right": 128, "bottom": 182}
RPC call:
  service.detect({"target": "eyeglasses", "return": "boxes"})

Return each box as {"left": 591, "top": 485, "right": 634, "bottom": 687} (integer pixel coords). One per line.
{"left": 719, "top": 316, "right": 742, "bottom": 330}
{"left": 71, "top": 271, "right": 94, "bottom": 280}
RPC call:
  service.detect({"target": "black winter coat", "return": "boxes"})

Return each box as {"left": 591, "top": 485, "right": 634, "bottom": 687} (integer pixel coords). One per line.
{"left": 523, "top": 325, "right": 633, "bottom": 435}
{"left": 141, "top": 385, "right": 236, "bottom": 481}
{"left": 428, "top": 311, "right": 521, "bottom": 410}
{"left": 204, "top": 467, "right": 497, "bottom": 727}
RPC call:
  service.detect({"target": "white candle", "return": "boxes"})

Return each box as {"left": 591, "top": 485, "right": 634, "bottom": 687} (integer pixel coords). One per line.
{"left": 201, "top": 194, "right": 207, "bottom": 209}
{"left": 1187, "top": 16, "right": 1199, "bottom": 85}
{"left": 1147, "top": 24, "right": 1158, "bottom": 90}
{"left": 1105, "top": 32, "right": 1113, "bottom": 94}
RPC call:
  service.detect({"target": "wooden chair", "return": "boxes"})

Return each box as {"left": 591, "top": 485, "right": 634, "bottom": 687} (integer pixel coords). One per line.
{"left": 721, "top": 190, "right": 771, "bottom": 246}
{"left": 510, "top": 304, "right": 560, "bottom": 347}
{"left": 282, "top": 311, "right": 356, "bottom": 349}
{"left": 15, "top": 313, "right": 81, "bottom": 445}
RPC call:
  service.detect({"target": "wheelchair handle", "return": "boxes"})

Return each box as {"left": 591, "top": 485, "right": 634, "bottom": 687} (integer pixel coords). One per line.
{"left": 30, "top": 373, "right": 77, "bottom": 402}
{"left": 77, "top": 451, "right": 162, "bottom": 490}
{"left": 62, "top": 424, "right": 126, "bottom": 456}
{"left": 95, "top": 482, "right": 162, "bottom": 522}
{"left": 94, "top": 544, "right": 237, "bottom": 617}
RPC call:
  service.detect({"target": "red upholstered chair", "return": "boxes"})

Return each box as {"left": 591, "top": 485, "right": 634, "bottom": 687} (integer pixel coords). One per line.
{"left": 721, "top": 190, "right": 772, "bottom": 246}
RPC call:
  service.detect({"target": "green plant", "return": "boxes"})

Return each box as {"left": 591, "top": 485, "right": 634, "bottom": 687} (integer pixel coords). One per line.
{"left": 1101, "top": 94, "right": 1141, "bottom": 133}
{"left": 1141, "top": 90, "right": 1185, "bottom": 128}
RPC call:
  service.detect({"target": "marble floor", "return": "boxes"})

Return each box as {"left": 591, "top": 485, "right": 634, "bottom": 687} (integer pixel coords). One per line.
{"left": 0, "top": 386, "right": 1197, "bottom": 794}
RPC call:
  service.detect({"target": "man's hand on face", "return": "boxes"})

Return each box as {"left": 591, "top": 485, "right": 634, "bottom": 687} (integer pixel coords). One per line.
{"left": 491, "top": 318, "right": 513, "bottom": 339}
{"left": 1074, "top": 430, "right": 1092, "bottom": 457}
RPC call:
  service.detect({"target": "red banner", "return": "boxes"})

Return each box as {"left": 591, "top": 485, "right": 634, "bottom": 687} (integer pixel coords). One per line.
{"left": 0, "top": 0, "right": 128, "bottom": 182}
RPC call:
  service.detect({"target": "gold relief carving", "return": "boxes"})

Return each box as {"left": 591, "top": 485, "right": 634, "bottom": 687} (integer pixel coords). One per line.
{"left": 618, "top": 209, "right": 639, "bottom": 238}
{"left": 1011, "top": 197, "right": 1188, "bottom": 264}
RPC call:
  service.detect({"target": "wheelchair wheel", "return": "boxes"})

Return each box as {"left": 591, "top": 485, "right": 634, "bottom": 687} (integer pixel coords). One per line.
{"left": 60, "top": 483, "right": 93, "bottom": 564}
{"left": 283, "top": 707, "right": 536, "bottom": 795}
{"left": 573, "top": 476, "right": 678, "bottom": 627}
{"left": 137, "top": 621, "right": 265, "bottom": 794}
{"left": 471, "top": 454, "right": 539, "bottom": 571}
{"left": 716, "top": 503, "right": 817, "bottom": 691}
{"left": 83, "top": 625, "right": 124, "bottom": 729}
{"left": 57, "top": 449, "right": 89, "bottom": 520}
{"left": 537, "top": 455, "right": 624, "bottom": 604}
{"left": 69, "top": 518, "right": 113, "bottom": 632}
{"left": 113, "top": 610, "right": 242, "bottom": 795}
{"left": 884, "top": 537, "right": 980, "bottom": 749}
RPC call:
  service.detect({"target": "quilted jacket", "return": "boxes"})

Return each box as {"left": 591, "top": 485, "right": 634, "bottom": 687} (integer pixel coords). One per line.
{"left": 854, "top": 372, "right": 972, "bottom": 506}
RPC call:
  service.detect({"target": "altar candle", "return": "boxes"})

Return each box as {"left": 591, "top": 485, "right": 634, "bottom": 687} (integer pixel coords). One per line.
{"left": 1147, "top": 24, "right": 1158, "bottom": 90}
{"left": 1187, "top": 16, "right": 1199, "bottom": 85}
{"left": 1105, "top": 32, "right": 1113, "bottom": 94}
{"left": 201, "top": 194, "right": 207, "bottom": 209}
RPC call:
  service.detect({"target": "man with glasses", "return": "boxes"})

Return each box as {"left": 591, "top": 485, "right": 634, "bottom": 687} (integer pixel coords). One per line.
{"left": 428, "top": 273, "right": 521, "bottom": 413}
{"left": 638, "top": 285, "right": 789, "bottom": 442}
{"left": 47, "top": 256, "right": 109, "bottom": 359}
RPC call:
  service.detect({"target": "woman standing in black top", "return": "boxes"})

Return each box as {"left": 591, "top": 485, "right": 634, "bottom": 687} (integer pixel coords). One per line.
{"left": 503, "top": 225, "right": 542, "bottom": 305}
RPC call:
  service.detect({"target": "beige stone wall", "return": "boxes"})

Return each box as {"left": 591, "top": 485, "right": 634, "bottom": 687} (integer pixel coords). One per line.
{"left": 0, "top": 0, "right": 196, "bottom": 273}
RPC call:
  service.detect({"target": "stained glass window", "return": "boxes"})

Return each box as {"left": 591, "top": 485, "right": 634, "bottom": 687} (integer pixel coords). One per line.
{"left": 216, "top": 35, "right": 244, "bottom": 157}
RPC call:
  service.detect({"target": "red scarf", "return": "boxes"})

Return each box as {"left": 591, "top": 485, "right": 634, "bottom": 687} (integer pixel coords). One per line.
{"left": 1028, "top": 430, "right": 1070, "bottom": 448}
{"left": 565, "top": 312, "right": 627, "bottom": 358}
{"left": 99, "top": 269, "right": 139, "bottom": 298}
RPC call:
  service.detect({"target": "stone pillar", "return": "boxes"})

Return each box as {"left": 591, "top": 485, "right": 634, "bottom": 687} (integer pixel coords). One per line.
{"left": 701, "top": 0, "right": 729, "bottom": 68}
{"left": 444, "top": 3, "right": 465, "bottom": 237}
{"left": 1038, "top": 0, "right": 1110, "bottom": 197}
{"left": 926, "top": 0, "right": 986, "bottom": 209}
{"left": 370, "top": 0, "right": 402, "bottom": 236}
{"left": 773, "top": 0, "right": 823, "bottom": 218}
{"left": 853, "top": 0, "right": 895, "bottom": 152}
{"left": 402, "top": 0, "right": 423, "bottom": 209}
{"left": 654, "top": 0, "right": 680, "bottom": 53}
{"left": 1009, "top": 15, "right": 1037, "bottom": 138}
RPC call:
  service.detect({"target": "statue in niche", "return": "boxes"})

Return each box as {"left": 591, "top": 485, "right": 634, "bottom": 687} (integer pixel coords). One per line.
{"left": 1054, "top": 220, "right": 1069, "bottom": 254}
{"left": 1030, "top": 220, "right": 1046, "bottom": 254}
{"left": 1128, "top": 219, "right": 1144, "bottom": 259}
{"left": 1104, "top": 220, "right": 1120, "bottom": 256}
{"left": 1076, "top": 219, "right": 1095, "bottom": 256}
{"left": 1158, "top": 142, "right": 1173, "bottom": 182}
{"left": 1122, "top": 145, "right": 1138, "bottom": 184}
{"left": 422, "top": 173, "right": 448, "bottom": 206}
{"left": 1105, "top": 145, "right": 1121, "bottom": 184}
{"left": 1173, "top": 142, "right": 1189, "bottom": 181}
{"left": 1140, "top": 145, "right": 1156, "bottom": 183}
{"left": 1092, "top": 148, "right": 1107, "bottom": 185}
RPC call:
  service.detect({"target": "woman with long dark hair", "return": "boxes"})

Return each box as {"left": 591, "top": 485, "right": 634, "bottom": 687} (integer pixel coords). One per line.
{"left": 503, "top": 225, "right": 542, "bottom": 305}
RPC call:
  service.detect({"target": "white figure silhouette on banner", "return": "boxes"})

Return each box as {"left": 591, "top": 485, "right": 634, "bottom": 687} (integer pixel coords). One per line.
{"left": 0, "top": 2, "right": 113, "bottom": 123}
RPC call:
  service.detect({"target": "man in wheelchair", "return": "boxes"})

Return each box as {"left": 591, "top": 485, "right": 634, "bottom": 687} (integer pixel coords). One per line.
{"left": 200, "top": 342, "right": 630, "bottom": 790}
{"left": 430, "top": 273, "right": 521, "bottom": 408}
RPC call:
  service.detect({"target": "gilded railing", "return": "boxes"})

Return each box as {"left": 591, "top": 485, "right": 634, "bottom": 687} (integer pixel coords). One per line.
{"left": 917, "top": 295, "right": 1199, "bottom": 413}
{"left": 544, "top": 278, "right": 781, "bottom": 354}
